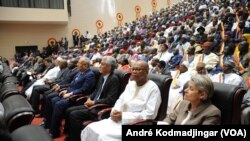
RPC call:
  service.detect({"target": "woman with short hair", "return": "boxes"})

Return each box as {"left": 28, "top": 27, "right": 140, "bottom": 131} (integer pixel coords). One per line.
{"left": 162, "top": 74, "right": 221, "bottom": 125}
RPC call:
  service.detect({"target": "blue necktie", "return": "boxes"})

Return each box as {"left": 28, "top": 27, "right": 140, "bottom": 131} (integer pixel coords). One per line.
{"left": 75, "top": 73, "right": 80, "bottom": 80}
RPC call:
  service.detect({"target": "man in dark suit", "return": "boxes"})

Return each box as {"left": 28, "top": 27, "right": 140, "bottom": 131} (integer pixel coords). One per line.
{"left": 73, "top": 32, "right": 79, "bottom": 47}
{"left": 49, "top": 58, "right": 79, "bottom": 91}
{"left": 30, "top": 58, "right": 68, "bottom": 115}
{"left": 30, "top": 58, "right": 79, "bottom": 117}
{"left": 43, "top": 57, "right": 96, "bottom": 138}
{"left": 231, "top": 20, "right": 250, "bottom": 43}
{"left": 64, "top": 37, "right": 69, "bottom": 51}
{"left": 40, "top": 58, "right": 79, "bottom": 117}
{"left": 64, "top": 56, "right": 120, "bottom": 141}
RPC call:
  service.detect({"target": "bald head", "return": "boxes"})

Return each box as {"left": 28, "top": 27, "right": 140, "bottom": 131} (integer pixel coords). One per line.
{"left": 196, "top": 62, "right": 207, "bottom": 75}
{"left": 137, "top": 60, "right": 149, "bottom": 71}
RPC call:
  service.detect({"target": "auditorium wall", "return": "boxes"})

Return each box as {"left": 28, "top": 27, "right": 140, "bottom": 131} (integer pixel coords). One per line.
{"left": 0, "top": 0, "right": 181, "bottom": 59}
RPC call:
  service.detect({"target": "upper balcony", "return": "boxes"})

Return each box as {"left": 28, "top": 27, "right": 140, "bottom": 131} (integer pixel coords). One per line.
{"left": 0, "top": 0, "right": 68, "bottom": 24}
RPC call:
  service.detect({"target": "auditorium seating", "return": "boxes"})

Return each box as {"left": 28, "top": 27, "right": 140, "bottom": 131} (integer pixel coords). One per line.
{"left": 135, "top": 82, "right": 246, "bottom": 125}
{"left": 0, "top": 62, "right": 19, "bottom": 102}
{"left": 3, "top": 76, "right": 17, "bottom": 85}
{"left": 11, "top": 125, "right": 52, "bottom": 141}
{"left": 212, "top": 82, "right": 246, "bottom": 124}
{"left": 0, "top": 82, "right": 19, "bottom": 102}
{"left": 0, "top": 103, "right": 4, "bottom": 121}
{"left": 91, "top": 67, "right": 101, "bottom": 85}
{"left": 2, "top": 95, "right": 34, "bottom": 132}
{"left": 148, "top": 74, "right": 172, "bottom": 121}
{"left": 129, "top": 74, "right": 172, "bottom": 125}
{"left": 0, "top": 64, "right": 12, "bottom": 82}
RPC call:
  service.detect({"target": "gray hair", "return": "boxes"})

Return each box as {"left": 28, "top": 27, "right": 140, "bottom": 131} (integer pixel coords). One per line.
{"left": 190, "top": 74, "right": 214, "bottom": 101}
{"left": 56, "top": 57, "right": 65, "bottom": 62}
{"left": 80, "top": 57, "right": 90, "bottom": 68}
{"left": 102, "top": 56, "right": 117, "bottom": 71}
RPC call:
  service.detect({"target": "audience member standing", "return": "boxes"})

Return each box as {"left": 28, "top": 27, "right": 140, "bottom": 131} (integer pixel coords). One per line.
{"left": 73, "top": 32, "right": 79, "bottom": 47}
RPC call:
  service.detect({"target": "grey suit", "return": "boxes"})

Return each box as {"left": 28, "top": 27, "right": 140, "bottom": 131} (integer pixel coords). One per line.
{"left": 164, "top": 100, "right": 221, "bottom": 125}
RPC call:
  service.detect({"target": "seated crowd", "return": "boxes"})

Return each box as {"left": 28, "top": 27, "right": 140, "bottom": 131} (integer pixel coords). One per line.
{"left": 1, "top": 0, "right": 250, "bottom": 140}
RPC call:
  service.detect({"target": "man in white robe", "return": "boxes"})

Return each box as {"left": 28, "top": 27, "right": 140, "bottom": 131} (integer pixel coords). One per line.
{"left": 81, "top": 61, "right": 161, "bottom": 141}
{"left": 210, "top": 60, "right": 244, "bottom": 86}
{"left": 25, "top": 58, "right": 61, "bottom": 98}
{"left": 153, "top": 44, "right": 173, "bottom": 63}
{"left": 188, "top": 42, "right": 219, "bottom": 73}
{"left": 167, "top": 61, "right": 190, "bottom": 115}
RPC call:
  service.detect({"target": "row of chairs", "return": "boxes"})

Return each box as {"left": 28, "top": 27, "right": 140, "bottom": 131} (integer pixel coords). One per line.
{"left": 0, "top": 62, "right": 34, "bottom": 132}
{"left": 131, "top": 81, "right": 246, "bottom": 125}
{"left": 67, "top": 67, "right": 172, "bottom": 127}
{"left": 81, "top": 67, "right": 246, "bottom": 125}
{"left": 0, "top": 64, "right": 246, "bottom": 140}
{"left": 0, "top": 62, "right": 52, "bottom": 141}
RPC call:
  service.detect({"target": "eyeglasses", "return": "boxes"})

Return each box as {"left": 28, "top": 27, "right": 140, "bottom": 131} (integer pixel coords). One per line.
{"left": 132, "top": 68, "right": 147, "bottom": 72}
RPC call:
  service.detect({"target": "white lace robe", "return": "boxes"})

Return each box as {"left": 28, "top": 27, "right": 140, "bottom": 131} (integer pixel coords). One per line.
{"left": 81, "top": 80, "right": 161, "bottom": 141}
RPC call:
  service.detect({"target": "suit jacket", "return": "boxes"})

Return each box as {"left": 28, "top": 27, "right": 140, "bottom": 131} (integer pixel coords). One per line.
{"left": 68, "top": 68, "right": 96, "bottom": 95}
{"left": 90, "top": 72, "right": 120, "bottom": 106}
{"left": 53, "top": 68, "right": 68, "bottom": 84}
{"left": 73, "top": 35, "right": 79, "bottom": 44}
{"left": 40, "top": 64, "right": 55, "bottom": 78}
{"left": 58, "top": 68, "right": 78, "bottom": 87}
{"left": 231, "top": 28, "right": 250, "bottom": 43}
{"left": 164, "top": 100, "right": 221, "bottom": 125}
{"left": 22, "top": 64, "right": 54, "bottom": 91}
{"left": 34, "top": 63, "right": 45, "bottom": 74}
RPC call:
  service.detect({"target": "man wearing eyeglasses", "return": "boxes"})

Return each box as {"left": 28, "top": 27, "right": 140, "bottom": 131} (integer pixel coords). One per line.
{"left": 64, "top": 56, "right": 120, "bottom": 141}
{"left": 81, "top": 60, "right": 161, "bottom": 141}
